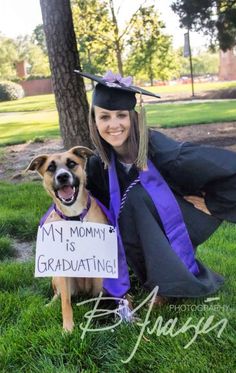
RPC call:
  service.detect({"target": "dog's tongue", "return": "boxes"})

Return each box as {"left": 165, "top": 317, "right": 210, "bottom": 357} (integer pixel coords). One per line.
{"left": 58, "top": 186, "right": 74, "bottom": 200}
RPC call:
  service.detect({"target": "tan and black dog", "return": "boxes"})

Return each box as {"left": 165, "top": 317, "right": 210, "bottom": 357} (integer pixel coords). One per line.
{"left": 26, "top": 146, "right": 107, "bottom": 332}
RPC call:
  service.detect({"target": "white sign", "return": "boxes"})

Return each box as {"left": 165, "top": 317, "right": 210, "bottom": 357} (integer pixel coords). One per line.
{"left": 35, "top": 221, "right": 118, "bottom": 278}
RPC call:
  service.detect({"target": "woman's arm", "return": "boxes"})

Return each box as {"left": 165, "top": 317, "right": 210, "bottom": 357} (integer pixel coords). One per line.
{"left": 149, "top": 130, "right": 236, "bottom": 222}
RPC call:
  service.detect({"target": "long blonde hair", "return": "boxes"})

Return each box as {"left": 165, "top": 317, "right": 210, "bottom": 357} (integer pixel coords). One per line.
{"left": 89, "top": 107, "right": 148, "bottom": 169}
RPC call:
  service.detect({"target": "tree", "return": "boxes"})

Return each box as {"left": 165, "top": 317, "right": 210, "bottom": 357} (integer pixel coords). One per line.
{"left": 125, "top": 6, "right": 179, "bottom": 83}
{"left": 32, "top": 24, "right": 48, "bottom": 55}
{"left": 39, "top": 0, "right": 92, "bottom": 149}
{"left": 71, "top": 0, "right": 116, "bottom": 78}
{"left": 0, "top": 34, "right": 17, "bottom": 80}
{"left": 176, "top": 48, "right": 219, "bottom": 76}
{"left": 171, "top": 0, "right": 236, "bottom": 51}
{"left": 0, "top": 33, "right": 50, "bottom": 80}
{"left": 14, "top": 35, "right": 50, "bottom": 77}
{"left": 108, "top": 0, "right": 124, "bottom": 75}
{"left": 14, "top": 35, "right": 32, "bottom": 61}
{"left": 27, "top": 44, "right": 50, "bottom": 77}
{"left": 72, "top": 0, "right": 155, "bottom": 75}
{"left": 106, "top": 0, "right": 154, "bottom": 75}
{"left": 72, "top": 0, "right": 125, "bottom": 74}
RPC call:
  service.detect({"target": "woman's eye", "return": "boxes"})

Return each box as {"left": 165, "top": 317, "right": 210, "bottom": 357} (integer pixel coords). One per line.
{"left": 100, "top": 115, "right": 109, "bottom": 120}
{"left": 118, "top": 114, "right": 127, "bottom": 118}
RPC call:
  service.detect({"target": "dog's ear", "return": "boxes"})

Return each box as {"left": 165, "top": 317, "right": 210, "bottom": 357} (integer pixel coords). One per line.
{"left": 69, "top": 146, "right": 94, "bottom": 159}
{"left": 69, "top": 146, "right": 94, "bottom": 170}
{"left": 25, "top": 155, "right": 48, "bottom": 176}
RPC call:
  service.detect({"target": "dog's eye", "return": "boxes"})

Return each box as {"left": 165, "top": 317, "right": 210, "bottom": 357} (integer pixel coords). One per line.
{"left": 67, "top": 160, "right": 77, "bottom": 169}
{"left": 47, "top": 162, "right": 56, "bottom": 173}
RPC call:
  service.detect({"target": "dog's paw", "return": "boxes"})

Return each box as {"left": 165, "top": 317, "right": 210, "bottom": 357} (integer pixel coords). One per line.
{"left": 63, "top": 321, "right": 75, "bottom": 333}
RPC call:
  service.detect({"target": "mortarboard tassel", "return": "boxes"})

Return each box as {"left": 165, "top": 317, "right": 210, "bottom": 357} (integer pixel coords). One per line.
{"left": 136, "top": 92, "right": 148, "bottom": 170}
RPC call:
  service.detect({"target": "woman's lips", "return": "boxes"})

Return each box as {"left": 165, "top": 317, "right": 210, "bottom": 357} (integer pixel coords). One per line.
{"left": 107, "top": 130, "right": 123, "bottom": 136}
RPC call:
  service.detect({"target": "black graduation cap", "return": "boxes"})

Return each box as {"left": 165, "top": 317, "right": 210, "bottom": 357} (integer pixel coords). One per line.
{"left": 74, "top": 70, "right": 160, "bottom": 110}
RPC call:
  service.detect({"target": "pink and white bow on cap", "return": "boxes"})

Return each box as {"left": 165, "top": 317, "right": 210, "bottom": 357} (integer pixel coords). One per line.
{"left": 103, "top": 70, "right": 133, "bottom": 87}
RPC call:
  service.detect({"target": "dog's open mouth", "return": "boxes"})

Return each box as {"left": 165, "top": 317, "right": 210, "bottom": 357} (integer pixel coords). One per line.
{"left": 55, "top": 185, "right": 79, "bottom": 206}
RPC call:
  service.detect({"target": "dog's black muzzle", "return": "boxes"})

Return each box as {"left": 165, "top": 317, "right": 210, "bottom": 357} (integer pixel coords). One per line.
{"left": 53, "top": 170, "right": 80, "bottom": 206}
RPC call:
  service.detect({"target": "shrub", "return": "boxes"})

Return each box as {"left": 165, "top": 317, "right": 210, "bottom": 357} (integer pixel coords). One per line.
{"left": 0, "top": 81, "right": 25, "bottom": 102}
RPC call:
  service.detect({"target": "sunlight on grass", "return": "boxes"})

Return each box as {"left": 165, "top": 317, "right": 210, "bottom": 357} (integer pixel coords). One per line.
{"left": 0, "top": 94, "right": 56, "bottom": 112}
{"left": 146, "top": 101, "right": 236, "bottom": 127}
{"left": 0, "top": 81, "right": 235, "bottom": 113}
{"left": 0, "top": 110, "right": 59, "bottom": 146}
{"left": 1, "top": 100, "right": 236, "bottom": 146}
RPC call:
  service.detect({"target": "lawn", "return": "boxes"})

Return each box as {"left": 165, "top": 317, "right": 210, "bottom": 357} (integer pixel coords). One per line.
{"left": 0, "top": 181, "right": 235, "bottom": 372}
{"left": 147, "top": 100, "right": 236, "bottom": 127}
{"left": 1, "top": 93, "right": 236, "bottom": 147}
{"left": 0, "top": 94, "right": 56, "bottom": 113}
{"left": 0, "top": 110, "right": 59, "bottom": 146}
{"left": 0, "top": 80, "right": 235, "bottom": 113}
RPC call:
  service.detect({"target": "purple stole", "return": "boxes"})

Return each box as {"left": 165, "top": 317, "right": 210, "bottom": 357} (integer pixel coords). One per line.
{"left": 102, "top": 157, "right": 131, "bottom": 297}
{"left": 103, "top": 153, "right": 199, "bottom": 298}
{"left": 139, "top": 160, "right": 199, "bottom": 274}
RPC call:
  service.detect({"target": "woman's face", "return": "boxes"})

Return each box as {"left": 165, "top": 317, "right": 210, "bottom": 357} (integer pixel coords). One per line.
{"left": 94, "top": 106, "right": 131, "bottom": 153}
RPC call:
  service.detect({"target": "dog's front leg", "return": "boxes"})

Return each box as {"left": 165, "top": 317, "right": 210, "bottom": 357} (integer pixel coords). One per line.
{"left": 59, "top": 277, "right": 74, "bottom": 332}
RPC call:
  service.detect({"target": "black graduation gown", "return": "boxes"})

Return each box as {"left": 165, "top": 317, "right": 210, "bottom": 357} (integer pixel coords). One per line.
{"left": 86, "top": 130, "right": 236, "bottom": 297}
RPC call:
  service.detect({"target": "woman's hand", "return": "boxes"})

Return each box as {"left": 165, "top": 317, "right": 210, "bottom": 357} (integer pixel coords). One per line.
{"left": 184, "top": 195, "right": 211, "bottom": 215}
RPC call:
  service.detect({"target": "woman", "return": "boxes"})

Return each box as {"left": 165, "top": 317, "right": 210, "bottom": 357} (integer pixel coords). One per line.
{"left": 75, "top": 70, "right": 236, "bottom": 301}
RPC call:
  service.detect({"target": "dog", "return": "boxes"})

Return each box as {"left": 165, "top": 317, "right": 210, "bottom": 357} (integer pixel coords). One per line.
{"left": 26, "top": 146, "right": 108, "bottom": 332}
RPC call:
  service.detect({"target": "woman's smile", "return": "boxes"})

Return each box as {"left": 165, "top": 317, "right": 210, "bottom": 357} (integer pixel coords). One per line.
{"left": 107, "top": 130, "right": 124, "bottom": 136}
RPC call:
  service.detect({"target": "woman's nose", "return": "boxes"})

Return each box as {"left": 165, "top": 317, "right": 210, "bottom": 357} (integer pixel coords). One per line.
{"left": 109, "top": 116, "right": 120, "bottom": 127}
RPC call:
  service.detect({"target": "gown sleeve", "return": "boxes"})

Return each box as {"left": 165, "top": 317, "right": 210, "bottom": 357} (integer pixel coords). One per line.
{"left": 86, "top": 154, "right": 110, "bottom": 208}
{"left": 149, "top": 130, "right": 236, "bottom": 222}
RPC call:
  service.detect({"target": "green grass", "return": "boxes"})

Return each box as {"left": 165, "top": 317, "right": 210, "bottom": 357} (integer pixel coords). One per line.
{"left": 0, "top": 81, "right": 235, "bottom": 147}
{"left": 146, "top": 100, "right": 236, "bottom": 127}
{"left": 0, "top": 236, "right": 15, "bottom": 260}
{"left": 0, "top": 110, "right": 60, "bottom": 146}
{"left": 0, "top": 94, "right": 56, "bottom": 112}
{"left": 0, "top": 225, "right": 235, "bottom": 372}
{"left": 0, "top": 100, "right": 236, "bottom": 147}
{"left": 0, "top": 181, "right": 235, "bottom": 372}
{"left": 0, "top": 182, "right": 51, "bottom": 241}
{"left": 0, "top": 81, "right": 235, "bottom": 113}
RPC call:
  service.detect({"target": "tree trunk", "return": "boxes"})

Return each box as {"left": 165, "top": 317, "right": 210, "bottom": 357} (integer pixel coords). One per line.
{"left": 39, "top": 0, "right": 92, "bottom": 149}
{"left": 115, "top": 44, "right": 124, "bottom": 75}
{"left": 109, "top": 0, "right": 123, "bottom": 75}
{"left": 149, "top": 73, "right": 154, "bottom": 86}
{"left": 149, "top": 59, "right": 154, "bottom": 86}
